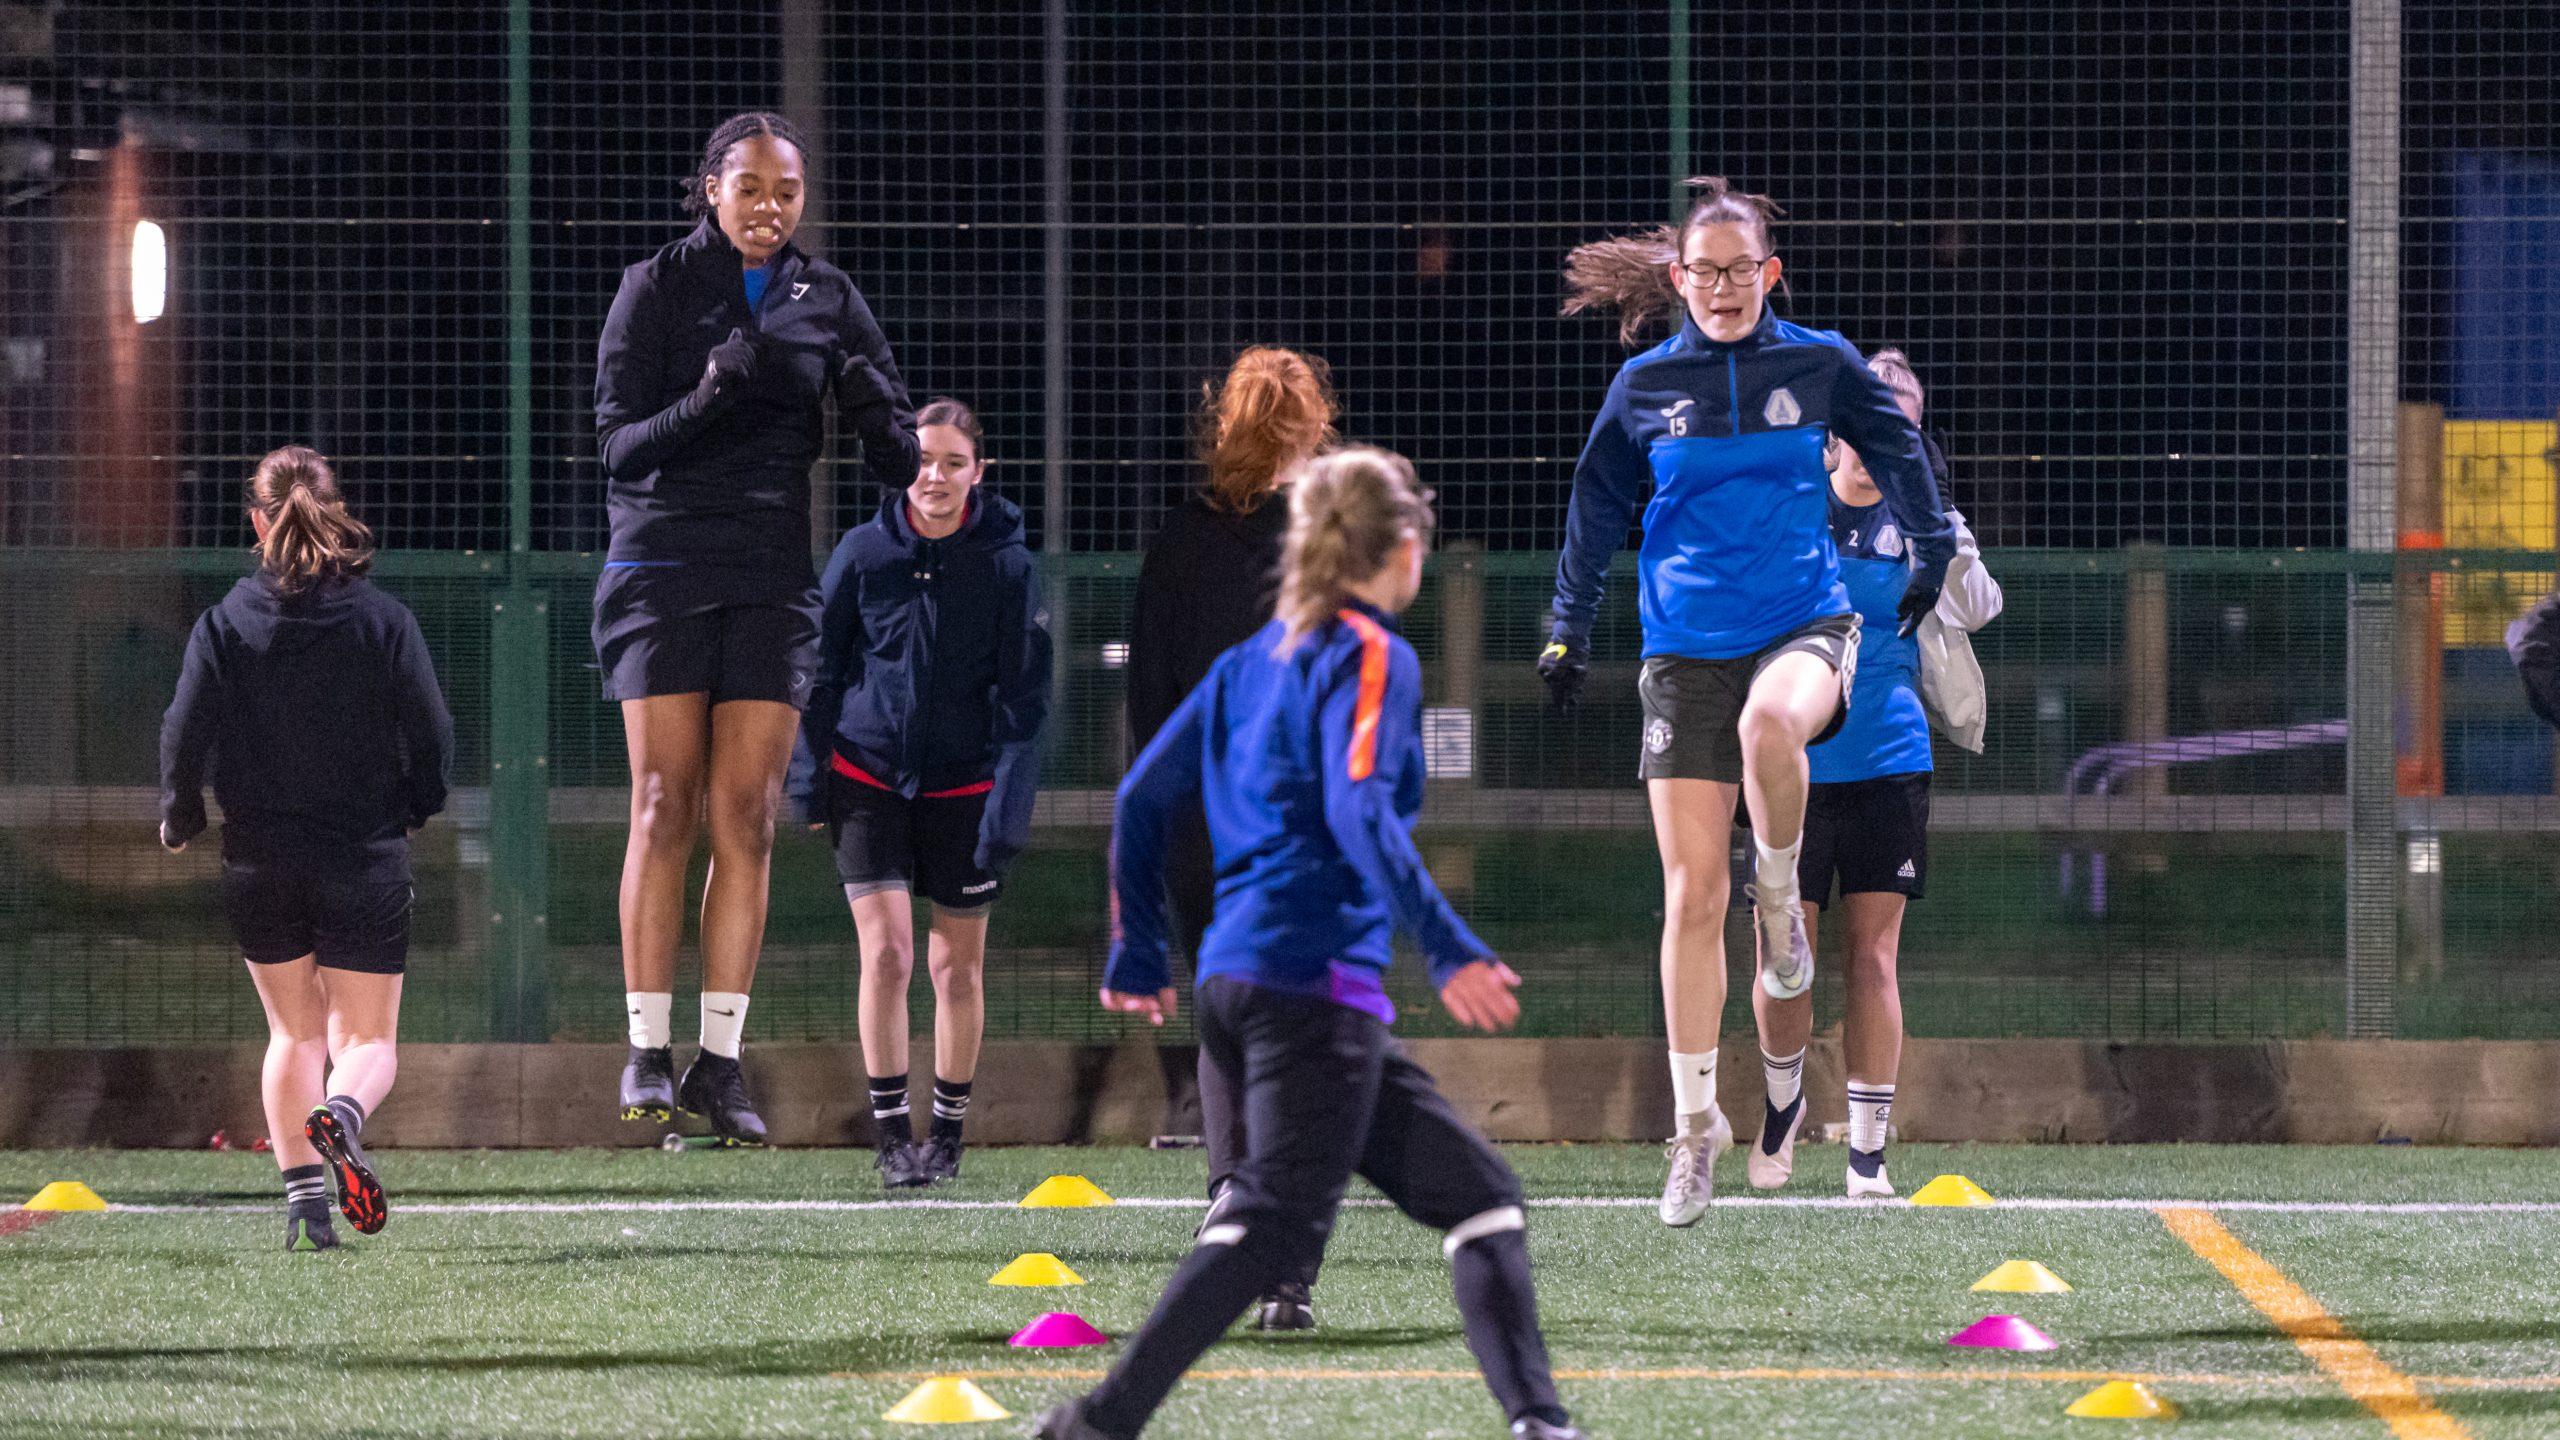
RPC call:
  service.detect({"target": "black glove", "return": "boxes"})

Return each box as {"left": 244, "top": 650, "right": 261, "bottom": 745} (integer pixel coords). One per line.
{"left": 1896, "top": 561, "right": 1948, "bottom": 638}
{"left": 693, "top": 326, "right": 759, "bottom": 408}
{"left": 1537, "top": 640, "right": 1589, "bottom": 715}
{"left": 838, "top": 354, "right": 900, "bottom": 425}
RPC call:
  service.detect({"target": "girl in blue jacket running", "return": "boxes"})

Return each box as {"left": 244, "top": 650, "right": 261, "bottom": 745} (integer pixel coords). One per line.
{"left": 1544, "top": 179, "right": 1956, "bottom": 1227}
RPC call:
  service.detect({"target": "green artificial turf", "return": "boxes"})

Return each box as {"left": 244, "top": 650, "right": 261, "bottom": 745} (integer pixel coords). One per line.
{"left": 3, "top": 1144, "right": 2556, "bottom": 1438}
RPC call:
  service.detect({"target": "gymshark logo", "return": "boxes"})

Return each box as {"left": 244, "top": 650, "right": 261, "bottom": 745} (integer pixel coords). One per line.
{"left": 790, "top": 281, "right": 810, "bottom": 301}
{"left": 1764, "top": 387, "right": 1801, "bottom": 427}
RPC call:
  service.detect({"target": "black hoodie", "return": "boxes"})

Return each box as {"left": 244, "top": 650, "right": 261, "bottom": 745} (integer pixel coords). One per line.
{"left": 787, "top": 490, "right": 1053, "bottom": 872}
{"left": 160, "top": 572, "right": 454, "bottom": 872}
{"left": 594, "top": 219, "right": 921, "bottom": 579}
{"left": 1124, "top": 491, "right": 1289, "bottom": 755}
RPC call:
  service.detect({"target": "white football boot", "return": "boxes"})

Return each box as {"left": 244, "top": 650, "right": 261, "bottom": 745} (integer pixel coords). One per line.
{"left": 1747, "top": 883, "right": 1815, "bottom": 1000}
{"left": 1659, "top": 1107, "right": 1732, "bottom": 1226}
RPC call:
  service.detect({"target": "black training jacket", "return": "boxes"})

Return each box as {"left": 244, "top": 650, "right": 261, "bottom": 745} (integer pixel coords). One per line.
{"left": 787, "top": 490, "right": 1053, "bottom": 871}
{"left": 2510, "top": 591, "right": 2560, "bottom": 732}
{"left": 1124, "top": 491, "right": 1290, "bottom": 756}
{"left": 594, "top": 219, "right": 921, "bottom": 574}
{"left": 160, "top": 572, "right": 454, "bottom": 871}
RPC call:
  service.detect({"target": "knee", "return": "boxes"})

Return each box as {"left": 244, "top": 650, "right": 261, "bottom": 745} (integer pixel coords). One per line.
{"left": 270, "top": 1023, "right": 327, "bottom": 1056}
{"left": 1440, "top": 1203, "right": 1527, "bottom": 1260}
{"left": 1737, "top": 698, "right": 1802, "bottom": 754}
{"left": 1848, "top": 941, "right": 1901, "bottom": 986}
{"left": 863, "top": 935, "right": 915, "bottom": 985}
{"left": 929, "top": 950, "right": 981, "bottom": 995}
{"left": 1662, "top": 868, "right": 1729, "bottom": 927}
{"left": 707, "top": 781, "right": 781, "bottom": 857}
{"left": 631, "top": 772, "right": 701, "bottom": 854}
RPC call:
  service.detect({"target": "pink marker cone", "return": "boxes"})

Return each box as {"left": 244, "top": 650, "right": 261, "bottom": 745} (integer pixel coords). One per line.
{"left": 1009, "top": 1312, "right": 1111, "bottom": 1348}
{"left": 1945, "top": 1314, "right": 2058, "bottom": 1351}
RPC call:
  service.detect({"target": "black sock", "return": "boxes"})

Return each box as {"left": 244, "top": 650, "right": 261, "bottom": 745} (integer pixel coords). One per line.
{"left": 282, "top": 1163, "right": 328, "bottom": 1213}
{"left": 929, "top": 1077, "right": 971, "bottom": 1142}
{"left": 1850, "top": 1147, "right": 1886, "bottom": 1179}
{"left": 1449, "top": 1226, "right": 1564, "bottom": 1426}
{"left": 867, "top": 1075, "right": 911, "bottom": 1146}
{"left": 325, "top": 1095, "right": 366, "bottom": 1140}
{"left": 1086, "top": 1229, "right": 1304, "bottom": 1435}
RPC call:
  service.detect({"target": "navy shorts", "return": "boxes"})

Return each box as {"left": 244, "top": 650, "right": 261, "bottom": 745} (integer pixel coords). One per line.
{"left": 592, "top": 564, "right": 819, "bottom": 709}
{"left": 1800, "top": 771, "right": 1931, "bottom": 906}
{"left": 221, "top": 859, "right": 413, "bottom": 974}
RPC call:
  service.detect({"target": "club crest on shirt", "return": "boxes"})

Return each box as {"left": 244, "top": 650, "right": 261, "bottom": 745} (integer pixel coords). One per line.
{"left": 1873, "top": 524, "right": 1903, "bottom": 558}
{"left": 1763, "top": 387, "right": 1800, "bottom": 427}
{"left": 1644, "top": 717, "right": 1673, "bottom": 755}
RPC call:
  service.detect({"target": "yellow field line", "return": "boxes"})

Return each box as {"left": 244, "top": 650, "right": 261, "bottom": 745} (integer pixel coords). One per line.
{"left": 2158, "top": 1206, "right": 2475, "bottom": 1440}
{"left": 829, "top": 1363, "right": 2560, "bottom": 1390}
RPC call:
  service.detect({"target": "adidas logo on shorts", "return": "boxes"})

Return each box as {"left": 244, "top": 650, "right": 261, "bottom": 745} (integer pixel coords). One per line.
{"left": 1896, "top": 860, "right": 1917, "bottom": 879}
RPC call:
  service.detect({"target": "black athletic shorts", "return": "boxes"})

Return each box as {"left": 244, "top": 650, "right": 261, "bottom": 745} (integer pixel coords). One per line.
{"left": 1800, "top": 771, "right": 1931, "bottom": 906}
{"left": 591, "top": 564, "right": 819, "bottom": 709}
{"left": 827, "top": 766, "right": 1001, "bottom": 913}
{"left": 1636, "top": 613, "right": 1860, "bottom": 783}
{"left": 220, "top": 858, "right": 413, "bottom": 974}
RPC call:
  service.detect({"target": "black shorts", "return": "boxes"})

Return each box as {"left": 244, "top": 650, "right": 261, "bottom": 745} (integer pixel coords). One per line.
{"left": 592, "top": 564, "right": 819, "bottom": 709}
{"left": 220, "top": 859, "right": 413, "bottom": 974}
{"left": 1800, "top": 771, "right": 1931, "bottom": 906}
{"left": 827, "top": 771, "right": 1001, "bottom": 913}
{"left": 1636, "top": 613, "right": 1861, "bottom": 783}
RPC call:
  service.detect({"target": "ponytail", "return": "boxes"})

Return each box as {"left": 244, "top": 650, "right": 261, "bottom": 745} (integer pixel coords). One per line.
{"left": 1201, "top": 346, "right": 1338, "bottom": 514}
{"left": 1562, "top": 176, "right": 1787, "bottom": 346}
{"left": 247, "top": 445, "right": 374, "bottom": 595}
{"left": 1272, "top": 447, "right": 1434, "bottom": 656}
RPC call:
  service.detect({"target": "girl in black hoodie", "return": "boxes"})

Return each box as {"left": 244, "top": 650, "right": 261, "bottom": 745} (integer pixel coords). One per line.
{"left": 593, "top": 112, "right": 920, "bottom": 1143}
{"left": 1122, "top": 346, "right": 1337, "bottom": 1328}
{"left": 160, "top": 446, "right": 454, "bottom": 1252}
{"left": 790, "top": 399, "right": 1053, "bottom": 1188}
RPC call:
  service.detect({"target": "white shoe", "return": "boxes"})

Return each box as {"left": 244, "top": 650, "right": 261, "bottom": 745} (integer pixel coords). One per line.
{"left": 1746, "top": 1097, "right": 1805, "bottom": 1190}
{"left": 1846, "top": 1155, "right": 1895, "bottom": 1200}
{"left": 1747, "top": 883, "right": 1815, "bottom": 1000}
{"left": 1659, "top": 1109, "right": 1732, "bottom": 1226}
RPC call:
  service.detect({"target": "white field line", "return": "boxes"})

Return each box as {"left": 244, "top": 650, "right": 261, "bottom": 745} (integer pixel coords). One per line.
{"left": 93, "top": 1195, "right": 2560, "bottom": 1217}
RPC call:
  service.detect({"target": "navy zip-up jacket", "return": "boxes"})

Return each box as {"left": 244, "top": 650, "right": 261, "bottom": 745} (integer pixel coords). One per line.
{"left": 1551, "top": 307, "right": 1955, "bottom": 660}
{"left": 1107, "top": 603, "right": 1493, "bottom": 1025}
{"left": 787, "top": 490, "right": 1053, "bottom": 871}
{"left": 594, "top": 219, "right": 921, "bottom": 578}
{"left": 159, "top": 572, "right": 454, "bottom": 871}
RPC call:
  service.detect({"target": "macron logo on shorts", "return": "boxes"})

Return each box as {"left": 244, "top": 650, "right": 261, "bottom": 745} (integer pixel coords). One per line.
{"left": 962, "top": 880, "right": 998, "bottom": 895}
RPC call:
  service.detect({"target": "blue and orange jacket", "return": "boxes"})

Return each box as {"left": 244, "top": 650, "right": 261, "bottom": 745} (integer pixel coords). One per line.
{"left": 1106, "top": 601, "right": 1492, "bottom": 1023}
{"left": 1550, "top": 307, "right": 1955, "bottom": 660}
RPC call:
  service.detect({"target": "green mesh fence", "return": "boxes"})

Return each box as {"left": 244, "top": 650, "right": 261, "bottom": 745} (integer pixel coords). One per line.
{"left": 3, "top": 1, "right": 2557, "bottom": 1048}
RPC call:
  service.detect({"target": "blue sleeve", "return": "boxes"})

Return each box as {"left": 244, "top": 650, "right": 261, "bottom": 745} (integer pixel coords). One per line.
{"left": 1549, "top": 372, "right": 1649, "bottom": 647}
{"left": 1317, "top": 644, "right": 1495, "bottom": 986}
{"left": 1829, "top": 340, "right": 1954, "bottom": 578}
{"left": 1105, "top": 683, "right": 1209, "bottom": 997}
{"left": 158, "top": 614, "right": 221, "bottom": 847}
{"left": 388, "top": 608, "right": 454, "bottom": 828}
{"left": 976, "top": 555, "right": 1055, "bottom": 873}
{"left": 788, "top": 532, "right": 866, "bottom": 823}
{"left": 595, "top": 265, "right": 716, "bottom": 480}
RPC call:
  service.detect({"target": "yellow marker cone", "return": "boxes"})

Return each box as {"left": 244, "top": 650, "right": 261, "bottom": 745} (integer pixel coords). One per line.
{"left": 1019, "top": 1175, "right": 1115, "bottom": 1208}
{"left": 988, "top": 1251, "right": 1085, "bottom": 1287}
{"left": 2066, "top": 1381, "right": 2178, "bottom": 1419}
{"left": 1910, "top": 1174, "right": 1996, "bottom": 1207}
{"left": 1973, "top": 1259, "right": 2072, "bottom": 1293}
{"left": 883, "top": 1376, "right": 1011, "bottom": 1424}
{"left": 21, "top": 1181, "right": 106, "bottom": 1212}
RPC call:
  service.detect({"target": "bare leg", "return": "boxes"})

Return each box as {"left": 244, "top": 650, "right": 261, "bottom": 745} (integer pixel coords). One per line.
{"left": 926, "top": 907, "right": 990, "bottom": 1085}
{"left": 1646, "top": 777, "right": 1740, "bottom": 1055}
{"left": 1737, "top": 651, "right": 1840, "bottom": 864}
{"left": 699, "top": 700, "right": 799, "bottom": 996}
{"left": 1838, "top": 891, "right": 1907, "bottom": 1086}
{"left": 246, "top": 957, "right": 328, "bottom": 1171}
{"left": 850, "top": 887, "right": 916, "bottom": 1084}
{"left": 320, "top": 968, "right": 405, "bottom": 1116}
{"left": 618, "top": 695, "right": 709, "bottom": 995}
{"left": 1750, "top": 902, "right": 1822, "bottom": 1061}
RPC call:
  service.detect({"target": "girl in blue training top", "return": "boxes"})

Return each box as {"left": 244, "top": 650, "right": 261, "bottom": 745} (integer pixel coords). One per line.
{"left": 160, "top": 447, "right": 454, "bottom": 1251}
{"left": 1040, "top": 450, "right": 1581, "bottom": 1440}
{"left": 1740, "top": 350, "right": 2003, "bottom": 1200}
{"left": 1542, "top": 178, "right": 1958, "bottom": 1228}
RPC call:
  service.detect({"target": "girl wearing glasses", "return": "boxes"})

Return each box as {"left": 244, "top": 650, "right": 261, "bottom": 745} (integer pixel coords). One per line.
{"left": 1542, "top": 178, "right": 1955, "bottom": 1226}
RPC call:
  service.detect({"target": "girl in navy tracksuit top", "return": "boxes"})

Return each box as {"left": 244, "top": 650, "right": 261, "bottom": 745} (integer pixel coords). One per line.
{"left": 787, "top": 399, "right": 1052, "bottom": 1189}
{"left": 1050, "top": 449, "right": 1581, "bottom": 1440}
{"left": 1543, "top": 179, "right": 1956, "bottom": 1229}
{"left": 592, "top": 112, "right": 920, "bottom": 1144}
{"left": 159, "top": 446, "right": 454, "bottom": 1254}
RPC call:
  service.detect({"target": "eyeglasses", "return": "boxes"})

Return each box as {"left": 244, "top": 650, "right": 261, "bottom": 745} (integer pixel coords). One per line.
{"left": 1678, "top": 258, "right": 1768, "bottom": 287}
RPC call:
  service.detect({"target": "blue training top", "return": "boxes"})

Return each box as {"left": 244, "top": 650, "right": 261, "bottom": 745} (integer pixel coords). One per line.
{"left": 1809, "top": 492, "right": 1931, "bottom": 782}
{"left": 1106, "top": 601, "right": 1493, "bottom": 1024}
{"left": 741, "top": 260, "right": 772, "bottom": 311}
{"left": 1550, "top": 308, "right": 1955, "bottom": 661}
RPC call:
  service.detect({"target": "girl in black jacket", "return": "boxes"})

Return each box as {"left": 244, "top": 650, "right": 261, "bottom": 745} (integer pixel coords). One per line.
{"left": 160, "top": 446, "right": 454, "bottom": 1252}
{"left": 593, "top": 112, "right": 920, "bottom": 1144}
{"left": 1122, "top": 346, "right": 1336, "bottom": 1327}
{"left": 789, "top": 399, "right": 1053, "bottom": 1188}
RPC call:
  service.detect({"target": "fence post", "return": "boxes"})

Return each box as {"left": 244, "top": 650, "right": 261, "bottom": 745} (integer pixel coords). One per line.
{"left": 2344, "top": 0, "right": 2403, "bottom": 1037}
{"left": 2122, "top": 542, "right": 2169, "bottom": 804}
{"left": 2396, "top": 402, "right": 2444, "bottom": 982}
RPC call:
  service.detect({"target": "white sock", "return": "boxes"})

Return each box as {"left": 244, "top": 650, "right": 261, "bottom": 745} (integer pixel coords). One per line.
{"left": 699, "top": 991, "right": 750, "bottom": 1059}
{"left": 626, "top": 991, "right": 672, "bottom": 1050}
{"left": 1762, "top": 1046, "right": 1805, "bottom": 1111}
{"left": 1753, "top": 834, "right": 1803, "bottom": 900}
{"left": 1847, "top": 1079, "right": 1895, "bottom": 1154}
{"left": 1670, "top": 1048, "right": 1719, "bottom": 1135}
